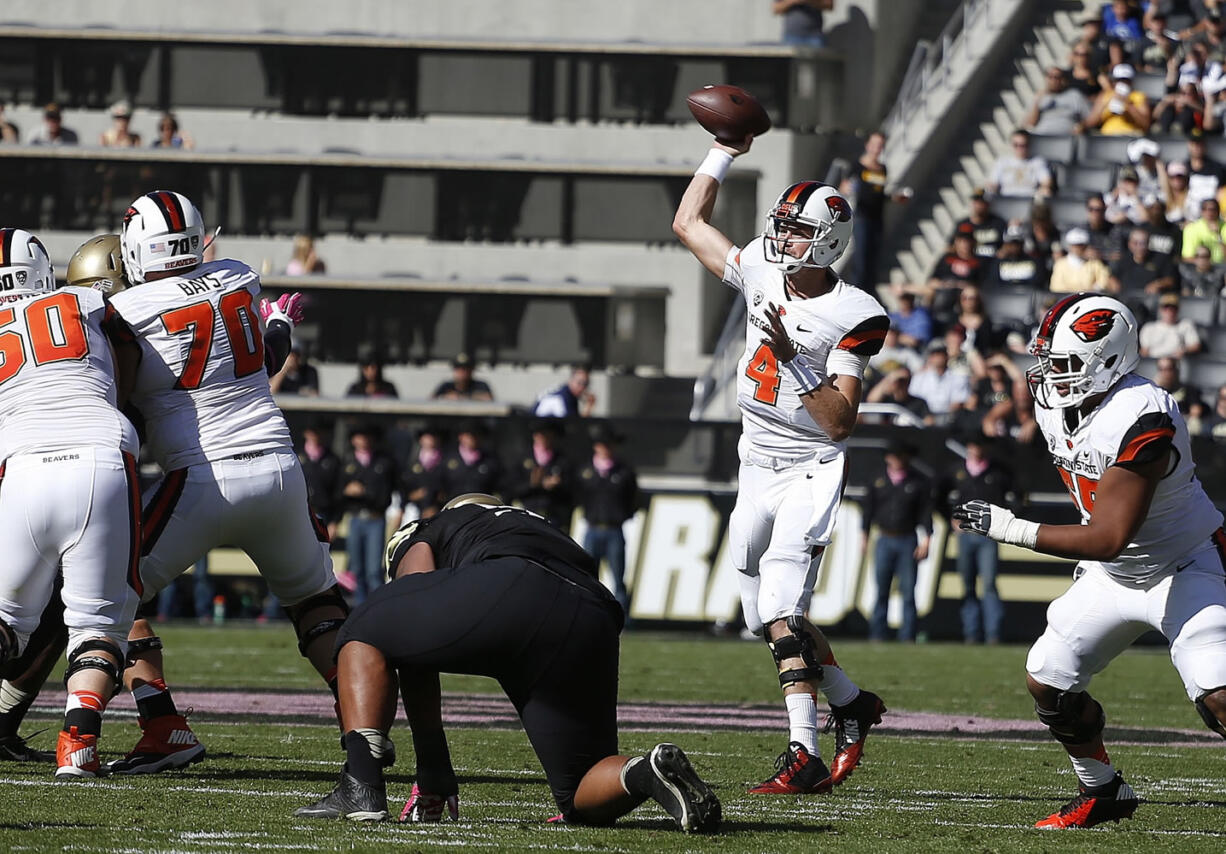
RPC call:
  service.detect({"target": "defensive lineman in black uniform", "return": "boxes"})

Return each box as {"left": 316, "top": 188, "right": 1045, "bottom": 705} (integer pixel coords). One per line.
{"left": 296, "top": 493, "right": 721, "bottom": 833}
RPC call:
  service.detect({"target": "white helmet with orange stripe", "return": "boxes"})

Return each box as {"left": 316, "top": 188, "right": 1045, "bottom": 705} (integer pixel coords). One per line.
{"left": 1027, "top": 293, "right": 1139, "bottom": 410}
{"left": 120, "top": 190, "right": 205, "bottom": 284}
{"left": 762, "top": 181, "right": 854, "bottom": 274}
{"left": 0, "top": 227, "right": 55, "bottom": 293}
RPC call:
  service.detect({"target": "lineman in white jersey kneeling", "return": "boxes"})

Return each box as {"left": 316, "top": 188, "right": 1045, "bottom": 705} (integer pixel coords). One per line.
{"left": 0, "top": 228, "right": 141, "bottom": 778}
{"left": 104, "top": 191, "right": 348, "bottom": 774}
{"left": 673, "top": 135, "right": 890, "bottom": 795}
{"left": 954, "top": 293, "right": 1226, "bottom": 829}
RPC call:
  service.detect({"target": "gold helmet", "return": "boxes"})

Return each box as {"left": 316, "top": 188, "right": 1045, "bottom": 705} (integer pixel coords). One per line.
{"left": 442, "top": 493, "right": 501, "bottom": 511}
{"left": 66, "top": 234, "right": 128, "bottom": 294}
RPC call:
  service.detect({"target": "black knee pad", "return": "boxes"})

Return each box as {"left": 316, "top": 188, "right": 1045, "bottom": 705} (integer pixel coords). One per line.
{"left": 1195, "top": 690, "right": 1226, "bottom": 740}
{"left": 764, "top": 615, "right": 823, "bottom": 689}
{"left": 126, "top": 635, "right": 163, "bottom": 667}
{"left": 64, "top": 639, "right": 124, "bottom": 694}
{"left": 284, "top": 585, "right": 350, "bottom": 657}
{"left": 1035, "top": 690, "right": 1105, "bottom": 745}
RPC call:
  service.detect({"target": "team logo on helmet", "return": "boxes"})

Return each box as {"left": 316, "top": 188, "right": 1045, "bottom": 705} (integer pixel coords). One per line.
{"left": 825, "top": 195, "right": 852, "bottom": 222}
{"left": 1070, "top": 309, "right": 1116, "bottom": 342}
{"left": 123, "top": 206, "right": 139, "bottom": 225}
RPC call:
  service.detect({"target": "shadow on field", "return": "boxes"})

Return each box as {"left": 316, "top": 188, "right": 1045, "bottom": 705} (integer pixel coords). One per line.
{"left": 0, "top": 822, "right": 100, "bottom": 830}
{"left": 719, "top": 820, "right": 836, "bottom": 834}
{"left": 1141, "top": 797, "right": 1226, "bottom": 808}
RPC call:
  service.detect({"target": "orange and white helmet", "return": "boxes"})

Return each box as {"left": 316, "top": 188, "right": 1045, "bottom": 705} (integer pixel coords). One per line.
{"left": 1027, "top": 293, "right": 1139, "bottom": 410}
{"left": 0, "top": 227, "right": 54, "bottom": 293}
{"left": 120, "top": 190, "right": 205, "bottom": 284}
{"left": 762, "top": 181, "right": 854, "bottom": 273}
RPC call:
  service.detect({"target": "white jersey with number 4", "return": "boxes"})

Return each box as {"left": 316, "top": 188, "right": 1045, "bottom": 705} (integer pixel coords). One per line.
{"left": 1034, "top": 373, "right": 1222, "bottom": 583}
{"left": 722, "top": 240, "right": 890, "bottom": 458}
{"left": 0, "top": 286, "right": 137, "bottom": 460}
{"left": 108, "top": 259, "right": 290, "bottom": 470}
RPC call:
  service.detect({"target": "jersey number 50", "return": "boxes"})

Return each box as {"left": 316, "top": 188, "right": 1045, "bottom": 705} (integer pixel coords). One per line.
{"left": 159, "top": 290, "right": 263, "bottom": 390}
{"left": 0, "top": 291, "right": 89, "bottom": 387}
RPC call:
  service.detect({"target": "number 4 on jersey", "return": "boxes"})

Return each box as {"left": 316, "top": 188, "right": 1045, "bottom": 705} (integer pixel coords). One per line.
{"left": 160, "top": 290, "right": 263, "bottom": 390}
{"left": 745, "top": 343, "right": 780, "bottom": 405}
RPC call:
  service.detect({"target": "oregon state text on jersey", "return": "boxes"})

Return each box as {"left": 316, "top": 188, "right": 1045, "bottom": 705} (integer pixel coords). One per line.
{"left": 723, "top": 240, "right": 889, "bottom": 457}
{"left": 0, "top": 286, "right": 137, "bottom": 460}
{"left": 107, "top": 259, "right": 290, "bottom": 470}
{"left": 1034, "top": 373, "right": 1222, "bottom": 582}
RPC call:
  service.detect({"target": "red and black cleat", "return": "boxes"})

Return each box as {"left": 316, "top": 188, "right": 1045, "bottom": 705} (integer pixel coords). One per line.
{"left": 825, "top": 690, "right": 886, "bottom": 785}
{"left": 748, "top": 741, "right": 833, "bottom": 794}
{"left": 1035, "top": 773, "right": 1138, "bottom": 829}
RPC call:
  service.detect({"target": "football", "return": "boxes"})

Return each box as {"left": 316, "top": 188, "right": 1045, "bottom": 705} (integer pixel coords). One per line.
{"left": 685, "top": 84, "right": 772, "bottom": 144}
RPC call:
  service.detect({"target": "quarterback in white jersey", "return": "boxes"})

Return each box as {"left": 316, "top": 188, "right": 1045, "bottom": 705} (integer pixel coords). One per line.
{"left": 674, "top": 137, "right": 888, "bottom": 796}
{"left": 954, "top": 293, "right": 1226, "bottom": 829}
{"left": 102, "top": 191, "right": 349, "bottom": 775}
{"left": 0, "top": 228, "right": 140, "bottom": 778}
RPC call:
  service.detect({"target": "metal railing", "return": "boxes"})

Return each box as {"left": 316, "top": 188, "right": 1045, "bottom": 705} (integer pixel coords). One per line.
{"left": 689, "top": 299, "right": 746, "bottom": 421}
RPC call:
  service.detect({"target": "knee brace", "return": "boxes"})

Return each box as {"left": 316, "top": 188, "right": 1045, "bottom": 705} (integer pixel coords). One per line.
{"left": 1035, "top": 690, "right": 1105, "bottom": 745}
{"left": 64, "top": 639, "right": 124, "bottom": 694}
{"left": 764, "top": 615, "right": 823, "bottom": 689}
{"left": 1195, "top": 689, "right": 1226, "bottom": 740}
{"left": 126, "top": 635, "right": 163, "bottom": 667}
{"left": 284, "top": 585, "right": 349, "bottom": 657}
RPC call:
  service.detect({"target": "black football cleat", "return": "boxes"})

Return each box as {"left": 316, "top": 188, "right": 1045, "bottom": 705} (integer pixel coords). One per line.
{"left": 646, "top": 743, "right": 721, "bottom": 833}
{"left": 1035, "top": 773, "right": 1139, "bottom": 829}
{"left": 295, "top": 771, "right": 388, "bottom": 821}
{"left": 0, "top": 733, "right": 55, "bottom": 763}
{"left": 825, "top": 689, "right": 886, "bottom": 785}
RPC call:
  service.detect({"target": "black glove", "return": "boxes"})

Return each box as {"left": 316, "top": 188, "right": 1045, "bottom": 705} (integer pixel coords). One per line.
{"left": 952, "top": 499, "right": 993, "bottom": 537}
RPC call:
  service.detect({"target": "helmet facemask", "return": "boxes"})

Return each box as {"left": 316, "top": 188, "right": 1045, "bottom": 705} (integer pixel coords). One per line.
{"left": 762, "top": 215, "right": 832, "bottom": 274}
{"left": 1027, "top": 338, "right": 1122, "bottom": 410}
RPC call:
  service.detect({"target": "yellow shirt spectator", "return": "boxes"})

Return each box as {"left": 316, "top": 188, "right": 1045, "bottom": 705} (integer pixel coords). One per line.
{"left": 1181, "top": 204, "right": 1226, "bottom": 263}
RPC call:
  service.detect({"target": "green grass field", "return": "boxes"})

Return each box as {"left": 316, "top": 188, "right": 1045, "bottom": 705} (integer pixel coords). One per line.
{"left": 2, "top": 626, "right": 1223, "bottom": 852}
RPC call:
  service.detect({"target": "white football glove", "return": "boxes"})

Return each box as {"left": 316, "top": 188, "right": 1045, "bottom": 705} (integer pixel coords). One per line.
{"left": 952, "top": 500, "right": 1040, "bottom": 549}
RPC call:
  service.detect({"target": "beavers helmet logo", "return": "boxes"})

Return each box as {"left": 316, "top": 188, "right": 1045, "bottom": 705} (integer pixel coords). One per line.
{"left": 1070, "top": 309, "right": 1116, "bottom": 342}
{"left": 826, "top": 195, "right": 852, "bottom": 222}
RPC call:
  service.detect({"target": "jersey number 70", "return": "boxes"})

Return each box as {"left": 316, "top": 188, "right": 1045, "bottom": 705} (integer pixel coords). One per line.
{"left": 159, "top": 290, "right": 263, "bottom": 390}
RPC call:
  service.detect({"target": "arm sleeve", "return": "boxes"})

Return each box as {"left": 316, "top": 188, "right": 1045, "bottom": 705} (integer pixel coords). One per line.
{"left": 1114, "top": 411, "right": 1176, "bottom": 467}
{"left": 263, "top": 319, "right": 292, "bottom": 376}
{"left": 721, "top": 246, "right": 746, "bottom": 293}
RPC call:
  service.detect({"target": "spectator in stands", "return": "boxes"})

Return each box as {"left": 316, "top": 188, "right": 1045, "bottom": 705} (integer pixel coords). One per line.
{"left": 402, "top": 424, "right": 448, "bottom": 520}
{"left": 1127, "top": 137, "right": 1169, "bottom": 200}
{"left": 1026, "top": 200, "right": 1061, "bottom": 269}
{"left": 862, "top": 438, "right": 931, "bottom": 643}
{"left": 506, "top": 419, "right": 576, "bottom": 531}
{"left": 1181, "top": 197, "right": 1226, "bottom": 261}
{"left": 986, "top": 130, "right": 1054, "bottom": 199}
{"left": 1180, "top": 244, "right": 1226, "bottom": 295}
{"left": 285, "top": 235, "right": 327, "bottom": 275}
{"left": 29, "top": 103, "right": 77, "bottom": 145}
{"left": 1141, "top": 292, "right": 1204, "bottom": 356}
{"left": 1070, "top": 37, "right": 1105, "bottom": 97}
{"left": 1202, "top": 382, "right": 1226, "bottom": 440}
{"left": 340, "top": 424, "right": 398, "bottom": 604}
{"left": 1074, "top": 12, "right": 1112, "bottom": 78}
{"left": 1202, "top": 75, "right": 1226, "bottom": 130}
{"left": 1082, "top": 193, "right": 1122, "bottom": 263}
{"left": 943, "top": 323, "right": 985, "bottom": 383}
{"left": 1165, "top": 159, "right": 1195, "bottom": 223}
{"left": 1024, "top": 66, "right": 1090, "bottom": 135}
{"left": 1138, "top": 192, "right": 1182, "bottom": 261}
{"left": 939, "top": 431, "right": 1016, "bottom": 644}
{"left": 1135, "top": 9, "right": 1180, "bottom": 72}
{"left": 431, "top": 352, "right": 494, "bottom": 401}
{"left": 910, "top": 343, "right": 972, "bottom": 418}
{"left": 299, "top": 423, "right": 342, "bottom": 542}
{"left": 984, "top": 224, "right": 1047, "bottom": 290}
{"left": 100, "top": 100, "right": 140, "bottom": 147}
{"left": 772, "top": 0, "right": 832, "bottom": 47}
{"left": 1090, "top": 63, "right": 1152, "bottom": 135}
{"left": 920, "top": 231, "right": 985, "bottom": 330}
{"left": 955, "top": 286, "right": 1001, "bottom": 355}
{"left": 1104, "top": 166, "right": 1148, "bottom": 224}
{"left": 346, "top": 350, "right": 399, "bottom": 398}
{"left": 867, "top": 327, "right": 924, "bottom": 383}
{"left": 1111, "top": 226, "right": 1180, "bottom": 295}
{"left": 1185, "top": 127, "right": 1223, "bottom": 207}
{"left": 152, "top": 112, "right": 193, "bottom": 149}
{"left": 270, "top": 346, "right": 320, "bottom": 395}
{"left": 1153, "top": 356, "right": 1204, "bottom": 412}
{"left": 976, "top": 355, "right": 1032, "bottom": 439}
{"left": 1155, "top": 73, "right": 1207, "bottom": 134}
{"left": 1104, "top": 0, "right": 1145, "bottom": 47}
{"left": 577, "top": 425, "right": 638, "bottom": 616}
{"left": 865, "top": 368, "right": 933, "bottom": 426}
{"left": 442, "top": 419, "right": 502, "bottom": 499}
{"left": 534, "top": 364, "right": 596, "bottom": 418}
{"left": 954, "top": 189, "right": 1007, "bottom": 259}
{"left": 840, "top": 130, "right": 911, "bottom": 288}
{"left": 1050, "top": 227, "right": 1113, "bottom": 292}
{"left": 888, "top": 290, "right": 934, "bottom": 349}
{"left": 1188, "top": 8, "right": 1226, "bottom": 64}
{"left": 0, "top": 104, "right": 17, "bottom": 142}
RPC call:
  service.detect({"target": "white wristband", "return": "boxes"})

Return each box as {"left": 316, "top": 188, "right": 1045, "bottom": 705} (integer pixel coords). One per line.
{"left": 783, "top": 358, "right": 822, "bottom": 395}
{"left": 695, "top": 149, "right": 734, "bottom": 184}
{"left": 1002, "top": 517, "right": 1041, "bottom": 550}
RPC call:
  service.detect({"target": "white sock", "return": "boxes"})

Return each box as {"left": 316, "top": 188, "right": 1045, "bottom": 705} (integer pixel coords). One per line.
{"left": 1070, "top": 754, "right": 1115, "bottom": 788}
{"left": 818, "top": 665, "right": 860, "bottom": 708}
{"left": 0, "top": 681, "right": 35, "bottom": 714}
{"left": 785, "top": 693, "right": 819, "bottom": 754}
